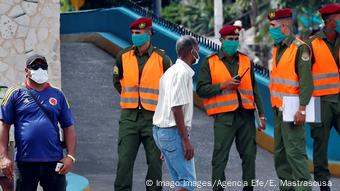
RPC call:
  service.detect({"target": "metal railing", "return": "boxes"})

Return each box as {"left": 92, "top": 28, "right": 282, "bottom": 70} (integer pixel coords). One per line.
{"left": 118, "top": 1, "right": 270, "bottom": 78}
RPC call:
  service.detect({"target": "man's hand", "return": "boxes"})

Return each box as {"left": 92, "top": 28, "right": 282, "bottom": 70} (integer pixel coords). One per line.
{"left": 0, "top": 156, "right": 13, "bottom": 179}
{"left": 58, "top": 156, "right": 74, "bottom": 175}
{"left": 294, "top": 111, "right": 306, "bottom": 125}
{"left": 182, "top": 138, "right": 194, "bottom": 160}
{"left": 220, "top": 77, "right": 240, "bottom": 90}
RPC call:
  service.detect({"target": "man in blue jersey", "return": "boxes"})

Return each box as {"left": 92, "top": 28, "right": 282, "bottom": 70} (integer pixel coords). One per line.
{"left": 0, "top": 54, "right": 77, "bottom": 191}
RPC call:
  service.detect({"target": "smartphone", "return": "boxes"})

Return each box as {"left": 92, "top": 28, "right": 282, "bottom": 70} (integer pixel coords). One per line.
{"left": 233, "top": 67, "right": 250, "bottom": 81}
{"left": 234, "top": 75, "right": 241, "bottom": 81}
{"left": 55, "top": 162, "right": 64, "bottom": 172}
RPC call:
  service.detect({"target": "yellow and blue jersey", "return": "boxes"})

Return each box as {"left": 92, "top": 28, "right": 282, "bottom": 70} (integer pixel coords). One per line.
{"left": 0, "top": 83, "right": 74, "bottom": 162}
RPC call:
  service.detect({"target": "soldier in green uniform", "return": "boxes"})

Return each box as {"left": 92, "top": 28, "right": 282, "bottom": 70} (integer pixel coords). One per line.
{"left": 113, "top": 18, "right": 172, "bottom": 191}
{"left": 308, "top": 4, "right": 340, "bottom": 191}
{"left": 196, "top": 25, "right": 266, "bottom": 191}
{"left": 267, "top": 8, "right": 313, "bottom": 191}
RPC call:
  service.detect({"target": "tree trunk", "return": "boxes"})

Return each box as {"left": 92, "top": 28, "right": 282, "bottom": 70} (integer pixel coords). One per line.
{"left": 153, "top": 0, "right": 161, "bottom": 17}
{"left": 250, "top": 0, "right": 257, "bottom": 26}
{"left": 214, "top": 0, "right": 223, "bottom": 38}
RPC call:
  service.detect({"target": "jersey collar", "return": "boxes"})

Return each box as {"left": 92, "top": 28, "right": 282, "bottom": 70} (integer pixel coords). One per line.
{"left": 24, "top": 80, "right": 50, "bottom": 90}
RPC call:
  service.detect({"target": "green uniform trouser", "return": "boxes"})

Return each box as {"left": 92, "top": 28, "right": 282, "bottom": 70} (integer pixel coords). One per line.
{"left": 212, "top": 108, "right": 256, "bottom": 191}
{"left": 310, "top": 98, "right": 340, "bottom": 182}
{"left": 114, "top": 110, "right": 162, "bottom": 191}
{"left": 273, "top": 108, "right": 311, "bottom": 191}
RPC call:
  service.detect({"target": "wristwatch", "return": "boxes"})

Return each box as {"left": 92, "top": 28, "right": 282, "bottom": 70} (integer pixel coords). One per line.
{"left": 299, "top": 110, "right": 306, "bottom": 115}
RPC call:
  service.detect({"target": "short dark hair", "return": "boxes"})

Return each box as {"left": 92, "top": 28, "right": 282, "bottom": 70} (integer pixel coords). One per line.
{"left": 176, "top": 35, "right": 198, "bottom": 58}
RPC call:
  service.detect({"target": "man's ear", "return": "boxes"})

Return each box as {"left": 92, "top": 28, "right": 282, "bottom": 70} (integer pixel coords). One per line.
{"left": 25, "top": 68, "right": 30, "bottom": 78}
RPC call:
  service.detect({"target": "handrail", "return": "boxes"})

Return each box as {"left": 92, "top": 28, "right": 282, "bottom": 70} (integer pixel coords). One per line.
{"left": 118, "top": 1, "right": 270, "bottom": 78}
{"left": 119, "top": 1, "right": 220, "bottom": 51}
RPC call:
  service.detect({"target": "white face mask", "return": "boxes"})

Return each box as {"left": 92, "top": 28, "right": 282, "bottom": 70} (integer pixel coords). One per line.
{"left": 30, "top": 68, "right": 48, "bottom": 84}
{"left": 191, "top": 49, "right": 200, "bottom": 66}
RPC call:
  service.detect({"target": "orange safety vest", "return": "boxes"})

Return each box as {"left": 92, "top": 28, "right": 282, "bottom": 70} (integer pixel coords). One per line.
{"left": 203, "top": 53, "right": 255, "bottom": 116}
{"left": 120, "top": 49, "right": 164, "bottom": 111}
{"left": 269, "top": 39, "right": 306, "bottom": 108}
{"left": 311, "top": 38, "right": 340, "bottom": 96}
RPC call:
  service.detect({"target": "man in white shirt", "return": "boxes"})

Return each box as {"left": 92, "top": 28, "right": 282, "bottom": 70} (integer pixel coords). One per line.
{"left": 153, "top": 35, "right": 199, "bottom": 191}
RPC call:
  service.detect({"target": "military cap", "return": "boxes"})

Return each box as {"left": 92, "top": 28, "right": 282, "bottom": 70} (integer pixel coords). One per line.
{"left": 219, "top": 25, "right": 241, "bottom": 36}
{"left": 267, "top": 8, "right": 292, "bottom": 21}
{"left": 129, "top": 17, "right": 152, "bottom": 30}
{"left": 319, "top": 3, "right": 340, "bottom": 16}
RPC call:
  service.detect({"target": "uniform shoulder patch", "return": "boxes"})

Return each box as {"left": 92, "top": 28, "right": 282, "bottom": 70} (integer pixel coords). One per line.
{"left": 301, "top": 51, "right": 310, "bottom": 61}
{"left": 113, "top": 65, "right": 119, "bottom": 75}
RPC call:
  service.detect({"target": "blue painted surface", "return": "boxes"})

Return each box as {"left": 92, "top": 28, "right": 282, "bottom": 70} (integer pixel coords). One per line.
{"left": 66, "top": 172, "right": 90, "bottom": 191}
{"left": 60, "top": 7, "right": 340, "bottom": 162}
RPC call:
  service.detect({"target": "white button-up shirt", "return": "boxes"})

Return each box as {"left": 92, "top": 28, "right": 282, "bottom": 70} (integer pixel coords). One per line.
{"left": 153, "top": 59, "right": 195, "bottom": 128}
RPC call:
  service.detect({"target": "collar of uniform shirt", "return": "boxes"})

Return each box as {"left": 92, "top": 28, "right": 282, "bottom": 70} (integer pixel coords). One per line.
{"left": 176, "top": 58, "right": 195, "bottom": 77}
{"left": 134, "top": 44, "right": 154, "bottom": 56}
{"left": 319, "top": 29, "right": 340, "bottom": 45}
{"left": 274, "top": 35, "right": 295, "bottom": 48}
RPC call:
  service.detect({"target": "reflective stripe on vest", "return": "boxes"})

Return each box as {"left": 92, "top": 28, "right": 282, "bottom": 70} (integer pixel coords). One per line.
{"left": 120, "top": 49, "right": 164, "bottom": 111}
{"left": 311, "top": 38, "right": 340, "bottom": 96}
{"left": 269, "top": 38, "right": 305, "bottom": 108}
{"left": 203, "top": 53, "right": 255, "bottom": 115}
{"left": 270, "top": 78, "right": 299, "bottom": 87}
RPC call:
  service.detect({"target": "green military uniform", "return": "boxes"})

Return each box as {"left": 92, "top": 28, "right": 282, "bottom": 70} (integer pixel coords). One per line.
{"left": 272, "top": 35, "right": 313, "bottom": 191}
{"left": 113, "top": 45, "right": 172, "bottom": 191}
{"left": 196, "top": 50, "right": 264, "bottom": 191}
{"left": 309, "top": 30, "right": 340, "bottom": 183}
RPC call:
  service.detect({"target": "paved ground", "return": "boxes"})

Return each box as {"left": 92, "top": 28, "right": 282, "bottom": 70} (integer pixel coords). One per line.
{"left": 60, "top": 42, "right": 340, "bottom": 191}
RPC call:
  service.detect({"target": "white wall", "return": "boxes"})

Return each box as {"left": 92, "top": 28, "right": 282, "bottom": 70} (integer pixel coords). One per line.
{"left": 0, "top": 0, "right": 61, "bottom": 87}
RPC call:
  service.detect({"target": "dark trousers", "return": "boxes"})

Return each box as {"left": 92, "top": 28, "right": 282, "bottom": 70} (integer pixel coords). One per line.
{"left": 15, "top": 162, "right": 66, "bottom": 191}
{"left": 273, "top": 108, "right": 311, "bottom": 191}
{"left": 114, "top": 113, "right": 162, "bottom": 191}
{"left": 212, "top": 109, "right": 256, "bottom": 191}
{"left": 310, "top": 98, "right": 340, "bottom": 182}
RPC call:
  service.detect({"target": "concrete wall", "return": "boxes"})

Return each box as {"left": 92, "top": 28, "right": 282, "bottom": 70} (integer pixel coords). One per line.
{"left": 0, "top": 0, "right": 61, "bottom": 87}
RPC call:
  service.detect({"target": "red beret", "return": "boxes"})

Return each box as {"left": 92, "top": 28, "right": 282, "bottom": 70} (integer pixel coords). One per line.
{"left": 219, "top": 25, "right": 241, "bottom": 36}
{"left": 319, "top": 4, "right": 340, "bottom": 16}
{"left": 129, "top": 17, "right": 152, "bottom": 30}
{"left": 267, "top": 8, "right": 292, "bottom": 21}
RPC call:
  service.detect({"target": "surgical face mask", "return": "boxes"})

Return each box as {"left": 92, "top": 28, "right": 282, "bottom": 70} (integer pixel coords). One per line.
{"left": 30, "top": 68, "right": 48, "bottom": 84}
{"left": 269, "top": 27, "right": 286, "bottom": 44}
{"left": 191, "top": 49, "right": 200, "bottom": 66}
{"left": 324, "top": 19, "right": 340, "bottom": 33}
{"left": 131, "top": 33, "right": 149, "bottom": 47}
{"left": 222, "top": 39, "right": 239, "bottom": 56}
{"left": 334, "top": 19, "right": 340, "bottom": 33}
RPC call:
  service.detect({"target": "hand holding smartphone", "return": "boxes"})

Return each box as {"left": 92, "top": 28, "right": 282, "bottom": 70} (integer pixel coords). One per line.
{"left": 55, "top": 162, "right": 64, "bottom": 172}
{"left": 233, "top": 67, "right": 250, "bottom": 81}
